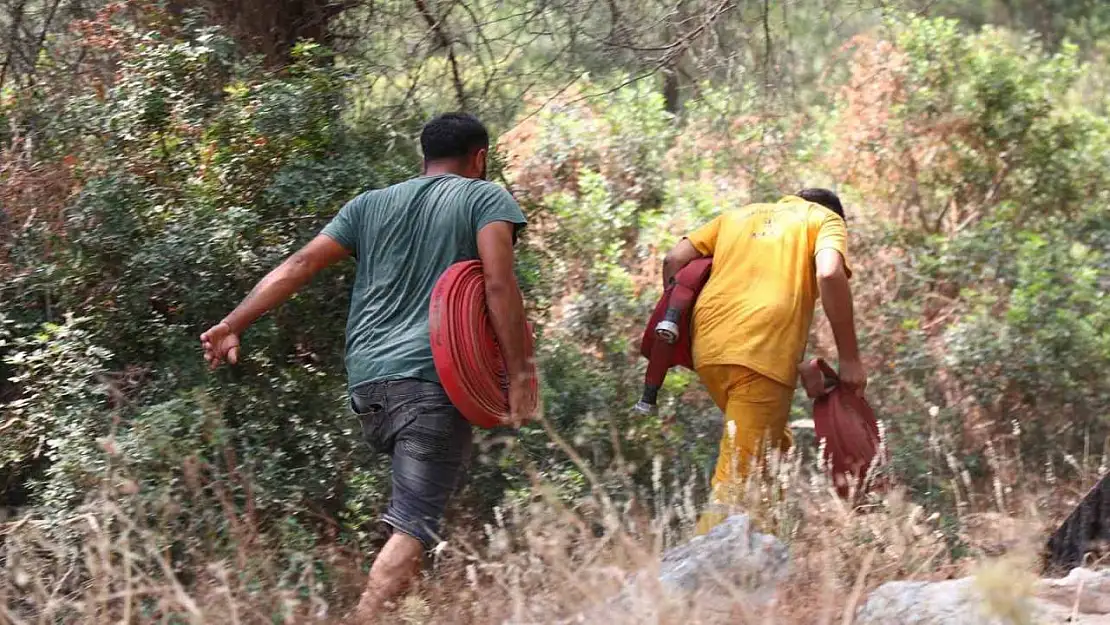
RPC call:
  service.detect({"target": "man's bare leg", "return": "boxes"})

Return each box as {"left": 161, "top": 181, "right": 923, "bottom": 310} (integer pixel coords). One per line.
{"left": 350, "top": 532, "right": 425, "bottom": 622}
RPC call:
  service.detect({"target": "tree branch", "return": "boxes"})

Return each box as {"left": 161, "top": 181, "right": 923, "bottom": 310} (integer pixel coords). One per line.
{"left": 762, "top": 0, "right": 773, "bottom": 88}
{"left": 412, "top": 0, "right": 467, "bottom": 110}
{"left": 25, "top": 0, "right": 64, "bottom": 88}
{"left": 0, "top": 0, "right": 29, "bottom": 92}
{"left": 509, "top": 0, "right": 735, "bottom": 131}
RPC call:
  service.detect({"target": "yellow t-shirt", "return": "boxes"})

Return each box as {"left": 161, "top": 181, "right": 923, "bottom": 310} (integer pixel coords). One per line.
{"left": 686, "top": 195, "right": 850, "bottom": 386}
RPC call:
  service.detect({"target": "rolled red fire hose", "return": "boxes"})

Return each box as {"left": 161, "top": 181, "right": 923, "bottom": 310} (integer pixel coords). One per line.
{"left": 634, "top": 257, "right": 714, "bottom": 413}
{"left": 429, "top": 260, "right": 538, "bottom": 429}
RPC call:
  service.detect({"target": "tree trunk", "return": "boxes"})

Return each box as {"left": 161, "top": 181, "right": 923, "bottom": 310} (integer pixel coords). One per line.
{"left": 166, "top": 0, "right": 354, "bottom": 66}
{"left": 663, "top": 68, "right": 679, "bottom": 115}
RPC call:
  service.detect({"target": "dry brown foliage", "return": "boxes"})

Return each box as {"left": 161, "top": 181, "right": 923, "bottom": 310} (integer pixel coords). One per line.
{"left": 824, "top": 35, "right": 986, "bottom": 234}
{"left": 0, "top": 144, "right": 78, "bottom": 279}
{"left": 2, "top": 425, "right": 1090, "bottom": 624}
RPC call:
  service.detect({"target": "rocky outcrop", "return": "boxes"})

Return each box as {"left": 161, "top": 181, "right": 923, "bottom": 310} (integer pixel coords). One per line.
{"left": 505, "top": 511, "right": 1110, "bottom": 625}
{"left": 856, "top": 567, "right": 1110, "bottom": 624}
{"left": 652, "top": 513, "right": 789, "bottom": 616}
{"left": 507, "top": 514, "right": 789, "bottom": 625}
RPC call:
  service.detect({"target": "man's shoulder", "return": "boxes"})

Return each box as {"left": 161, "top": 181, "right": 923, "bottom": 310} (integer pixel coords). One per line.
{"left": 345, "top": 186, "right": 390, "bottom": 209}
{"left": 409, "top": 175, "right": 513, "bottom": 201}
{"left": 718, "top": 199, "right": 815, "bottom": 228}
{"left": 458, "top": 177, "right": 513, "bottom": 199}
{"left": 726, "top": 201, "right": 778, "bottom": 218}
{"left": 370, "top": 176, "right": 520, "bottom": 213}
{"left": 757, "top": 197, "right": 822, "bottom": 219}
{"left": 774, "top": 195, "right": 833, "bottom": 219}
{"left": 458, "top": 180, "right": 523, "bottom": 216}
{"left": 348, "top": 178, "right": 430, "bottom": 208}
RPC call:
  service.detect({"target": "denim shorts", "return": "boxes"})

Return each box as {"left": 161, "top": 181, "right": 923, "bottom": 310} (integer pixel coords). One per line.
{"left": 350, "top": 378, "right": 473, "bottom": 548}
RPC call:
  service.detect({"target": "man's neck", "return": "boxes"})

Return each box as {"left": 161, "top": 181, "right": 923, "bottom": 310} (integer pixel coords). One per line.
{"left": 423, "top": 161, "right": 467, "bottom": 178}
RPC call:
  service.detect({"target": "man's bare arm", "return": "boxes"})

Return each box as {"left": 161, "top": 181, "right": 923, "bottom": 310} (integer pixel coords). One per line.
{"left": 662, "top": 239, "right": 703, "bottom": 288}
{"left": 477, "top": 221, "right": 534, "bottom": 425}
{"left": 201, "top": 235, "right": 350, "bottom": 368}
{"left": 222, "top": 235, "right": 351, "bottom": 334}
{"left": 816, "top": 248, "right": 867, "bottom": 391}
{"left": 478, "top": 222, "right": 527, "bottom": 379}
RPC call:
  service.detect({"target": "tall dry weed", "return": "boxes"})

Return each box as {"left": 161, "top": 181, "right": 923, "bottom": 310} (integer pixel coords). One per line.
{"left": 1, "top": 413, "right": 1091, "bottom": 624}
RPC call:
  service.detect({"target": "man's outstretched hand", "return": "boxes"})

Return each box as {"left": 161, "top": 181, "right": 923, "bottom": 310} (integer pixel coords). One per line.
{"left": 200, "top": 322, "right": 241, "bottom": 369}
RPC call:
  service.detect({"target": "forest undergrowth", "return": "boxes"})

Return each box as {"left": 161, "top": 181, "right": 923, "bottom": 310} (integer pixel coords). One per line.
{"left": 0, "top": 413, "right": 1099, "bottom": 624}
{"left": 5, "top": 1, "right": 1110, "bottom": 623}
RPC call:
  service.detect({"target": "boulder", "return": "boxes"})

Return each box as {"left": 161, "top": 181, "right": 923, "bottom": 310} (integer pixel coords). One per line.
{"left": 856, "top": 567, "right": 1110, "bottom": 624}
{"left": 654, "top": 513, "right": 789, "bottom": 615}
{"left": 506, "top": 514, "right": 789, "bottom": 624}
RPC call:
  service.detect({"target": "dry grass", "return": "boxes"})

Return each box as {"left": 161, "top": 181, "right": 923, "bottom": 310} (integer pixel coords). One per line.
{"left": 1, "top": 417, "right": 1091, "bottom": 625}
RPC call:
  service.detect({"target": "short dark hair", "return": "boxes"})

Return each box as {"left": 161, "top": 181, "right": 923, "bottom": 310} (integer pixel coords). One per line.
{"left": 798, "top": 188, "right": 845, "bottom": 219}
{"left": 420, "top": 112, "right": 490, "bottom": 161}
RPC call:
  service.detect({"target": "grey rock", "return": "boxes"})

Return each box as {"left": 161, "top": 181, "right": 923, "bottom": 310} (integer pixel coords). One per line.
{"left": 856, "top": 567, "right": 1110, "bottom": 625}
{"left": 657, "top": 513, "right": 789, "bottom": 604}
{"left": 506, "top": 514, "right": 789, "bottom": 625}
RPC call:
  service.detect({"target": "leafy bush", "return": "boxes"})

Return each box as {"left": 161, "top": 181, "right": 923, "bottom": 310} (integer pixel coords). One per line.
{"left": 5, "top": 4, "right": 1110, "bottom": 619}
{"left": 1, "top": 18, "right": 417, "bottom": 555}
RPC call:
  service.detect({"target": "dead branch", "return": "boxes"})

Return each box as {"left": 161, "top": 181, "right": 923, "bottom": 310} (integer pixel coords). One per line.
{"left": 24, "top": 0, "right": 64, "bottom": 88}
{"left": 511, "top": 0, "right": 736, "bottom": 130}
{"left": 0, "top": 0, "right": 29, "bottom": 92}
{"left": 412, "top": 0, "right": 468, "bottom": 110}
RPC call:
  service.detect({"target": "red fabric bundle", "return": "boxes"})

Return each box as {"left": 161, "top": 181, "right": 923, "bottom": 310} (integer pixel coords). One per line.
{"left": 800, "top": 358, "right": 885, "bottom": 498}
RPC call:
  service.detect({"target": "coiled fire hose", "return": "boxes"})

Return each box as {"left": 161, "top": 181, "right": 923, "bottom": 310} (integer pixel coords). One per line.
{"left": 429, "top": 260, "right": 538, "bottom": 428}
{"left": 634, "top": 257, "right": 714, "bottom": 414}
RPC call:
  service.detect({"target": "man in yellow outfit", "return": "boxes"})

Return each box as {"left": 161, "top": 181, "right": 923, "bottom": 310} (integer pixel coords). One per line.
{"left": 662, "top": 189, "right": 866, "bottom": 528}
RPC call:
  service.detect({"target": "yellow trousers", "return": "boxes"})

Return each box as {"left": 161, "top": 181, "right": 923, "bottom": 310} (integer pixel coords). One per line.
{"left": 695, "top": 364, "right": 794, "bottom": 533}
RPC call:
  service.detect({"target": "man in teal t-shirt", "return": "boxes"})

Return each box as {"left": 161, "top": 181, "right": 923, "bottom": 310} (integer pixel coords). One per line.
{"left": 320, "top": 167, "right": 525, "bottom": 389}
{"left": 200, "top": 113, "right": 532, "bottom": 621}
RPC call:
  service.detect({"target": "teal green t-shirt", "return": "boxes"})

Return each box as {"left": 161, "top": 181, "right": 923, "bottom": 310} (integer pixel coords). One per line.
{"left": 321, "top": 175, "right": 527, "bottom": 389}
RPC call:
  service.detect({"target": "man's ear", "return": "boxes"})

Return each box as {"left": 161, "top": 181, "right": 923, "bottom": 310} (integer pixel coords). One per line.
{"left": 473, "top": 147, "right": 488, "bottom": 179}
